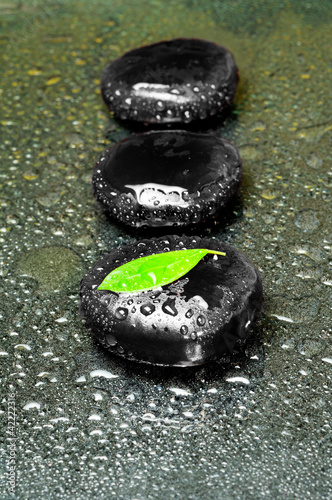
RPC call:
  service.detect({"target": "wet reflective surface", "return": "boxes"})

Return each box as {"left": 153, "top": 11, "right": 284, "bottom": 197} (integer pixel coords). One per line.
{"left": 0, "top": 1, "right": 331, "bottom": 498}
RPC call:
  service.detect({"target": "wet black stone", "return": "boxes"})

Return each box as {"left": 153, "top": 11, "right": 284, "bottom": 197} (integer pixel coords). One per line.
{"left": 101, "top": 38, "right": 238, "bottom": 124}
{"left": 92, "top": 130, "right": 242, "bottom": 228}
{"left": 79, "top": 235, "right": 263, "bottom": 367}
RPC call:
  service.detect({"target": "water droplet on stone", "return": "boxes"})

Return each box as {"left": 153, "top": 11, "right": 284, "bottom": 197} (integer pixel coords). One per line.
{"left": 197, "top": 315, "right": 206, "bottom": 326}
{"left": 114, "top": 307, "right": 128, "bottom": 320}
{"left": 106, "top": 334, "right": 117, "bottom": 347}
{"left": 140, "top": 303, "right": 156, "bottom": 316}
{"left": 180, "top": 325, "right": 188, "bottom": 335}
{"left": 185, "top": 309, "right": 194, "bottom": 318}
{"left": 156, "top": 100, "right": 165, "bottom": 111}
{"left": 162, "top": 298, "right": 178, "bottom": 316}
{"left": 183, "top": 110, "right": 192, "bottom": 123}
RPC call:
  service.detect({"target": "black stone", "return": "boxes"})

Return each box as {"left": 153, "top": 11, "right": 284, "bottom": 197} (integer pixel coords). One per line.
{"left": 92, "top": 130, "right": 242, "bottom": 228}
{"left": 101, "top": 38, "right": 238, "bottom": 124}
{"left": 79, "top": 236, "right": 263, "bottom": 367}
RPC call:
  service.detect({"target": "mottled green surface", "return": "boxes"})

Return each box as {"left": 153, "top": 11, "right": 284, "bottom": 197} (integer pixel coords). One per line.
{"left": 0, "top": 0, "right": 331, "bottom": 498}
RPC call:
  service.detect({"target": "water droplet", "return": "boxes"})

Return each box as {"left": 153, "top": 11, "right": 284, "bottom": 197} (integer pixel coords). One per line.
{"left": 295, "top": 210, "right": 320, "bottom": 232}
{"left": 183, "top": 110, "right": 192, "bottom": 123}
{"left": 185, "top": 309, "right": 194, "bottom": 318}
{"left": 140, "top": 303, "right": 156, "bottom": 316}
{"left": 306, "top": 152, "right": 322, "bottom": 169}
{"left": 114, "top": 307, "right": 128, "bottom": 320}
{"left": 162, "top": 298, "right": 178, "bottom": 316}
{"left": 156, "top": 100, "right": 165, "bottom": 111}
{"left": 197, "top": 315, "right": 206, "bottom": 326}
{"left": 180, "top": 325, "right": 188, "bottom": 335}
{"left": 106, "top": 334, "right": 117, "bottom": 346}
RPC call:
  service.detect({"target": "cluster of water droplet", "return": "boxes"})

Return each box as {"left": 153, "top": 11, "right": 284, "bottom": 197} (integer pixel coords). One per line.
{"left": 103, "top": 80, "right": 232, "bottom": 124}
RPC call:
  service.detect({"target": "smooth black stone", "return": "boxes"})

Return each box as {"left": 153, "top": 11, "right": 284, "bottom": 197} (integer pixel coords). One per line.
{"left": 101, "top": 38, "right": 238, "bottom": 124}
{"left": 92, "top": 130, "right": 242, "bottom": 228}
{"left": 79, "top": 235, "right": 263, "bottom": 367}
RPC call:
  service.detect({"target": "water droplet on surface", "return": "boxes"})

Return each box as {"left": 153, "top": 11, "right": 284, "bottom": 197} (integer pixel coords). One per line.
{"left": 180, "top": 325, "right": 188, "bottom": 335}
{"left": 140, "top": 303, "right": 156, "bottom": 316}
{"left": 183, "top": 110, "right": 192, "bottom": 123}
{"left": 114, "top": 307, "right": 128, "bottom": 320}
{"left": 156, "top": 100, "right": 165, "bottom": 111}
{"left": 185, "top": 309, "right": 194, "bottom": 318}
{"left": 295, "top": 210, "right": 320, "bottom": 231}
{"left": 162, "top": 298, "right": 178, "bottom": 316}
{"left": 268, "top": 295, "right": 320, "bottom": 324}
{"left": 106, "top": 334, "right": 117, "bottom": 346}
{"left": 197, "top": 315, "right": 206, "bottom": 326}
{"left": 306, "top": 152, "right": 323, "bottom": 169}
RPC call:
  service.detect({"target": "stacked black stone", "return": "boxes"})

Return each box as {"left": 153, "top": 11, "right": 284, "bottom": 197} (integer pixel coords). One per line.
{"left": 80, "top": 38, "right": 263, "bottom": 366}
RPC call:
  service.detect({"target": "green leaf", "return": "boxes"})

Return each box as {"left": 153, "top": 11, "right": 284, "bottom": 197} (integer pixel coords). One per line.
{"left": 98, "top": 248, "right": 226, "bottom": 294}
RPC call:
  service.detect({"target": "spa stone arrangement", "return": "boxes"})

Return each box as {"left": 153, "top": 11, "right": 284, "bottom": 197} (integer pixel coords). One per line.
{"left": 80, "top": 38, "right": 263, "bottom": 367}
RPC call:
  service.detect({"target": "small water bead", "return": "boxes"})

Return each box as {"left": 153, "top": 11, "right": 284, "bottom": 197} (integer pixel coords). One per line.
{"left": 162, "top": 298, "right": 178, "bottom": 317}
{"left": 180, "top": 325, "right": 188, "bottom": 335}
{"left": 114, "top": 307, "right": 128, "bottom": 320}
{"left": 156, "top": 100, "right": 165, "bottom": 111}
{"left": 106, "top": 334, "right": 117, "bottom": 347}
{"left": 183, "top": 110, "right": 192, "bottom": 123}
{"left": 185, "top": 309, "right": 194, "bottom": 318}
{"left": 140, "top": 303, "right": 156, "bottom": 316}
{"left": 197, "top": 315, "right": 206, "bottom": 326}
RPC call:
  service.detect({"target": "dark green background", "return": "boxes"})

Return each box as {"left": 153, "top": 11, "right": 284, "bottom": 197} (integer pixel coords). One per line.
{"left": 0, "top": 1, "right": 331, "bottom": 498}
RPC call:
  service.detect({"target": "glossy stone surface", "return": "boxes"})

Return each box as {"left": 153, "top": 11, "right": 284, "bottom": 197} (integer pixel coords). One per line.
{"left": 101, "top": 38, "right": 238, "bottom": 124}
{"left": 92, "top": 130, "right": 242, "bottom": 227}
{"left": 80, "top": 236, "right": 263, "bottom": 367}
